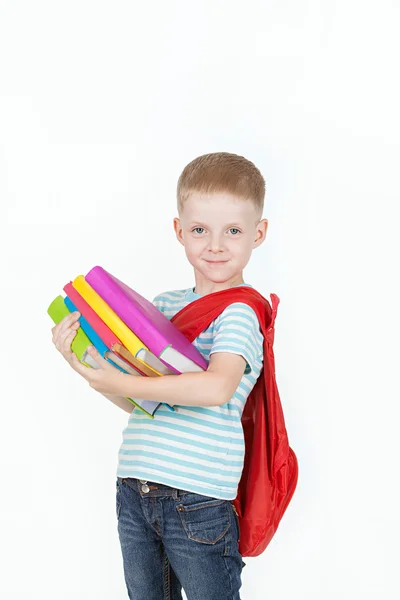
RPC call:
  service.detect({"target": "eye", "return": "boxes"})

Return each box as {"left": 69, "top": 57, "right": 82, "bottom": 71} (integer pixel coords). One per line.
{"left": 192, "top": 227, "right": 205, "bottom": 234}
{"left": 229, "top": 228, "right": 241, "bottom": 235}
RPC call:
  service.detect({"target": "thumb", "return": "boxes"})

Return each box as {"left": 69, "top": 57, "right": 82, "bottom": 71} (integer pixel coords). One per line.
{"left": 86, "top": 345, "right": 107, "bottom": 366}
{"left": 86, "top": 345, "right": 99, "bottom": 356}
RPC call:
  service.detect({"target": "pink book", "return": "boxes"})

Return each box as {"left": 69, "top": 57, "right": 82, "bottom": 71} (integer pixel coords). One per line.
{"left": 85, "top": 266, "right": 208, "bottom": 374}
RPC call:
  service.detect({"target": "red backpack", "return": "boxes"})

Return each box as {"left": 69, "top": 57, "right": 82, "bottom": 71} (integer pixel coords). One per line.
{"left": 171, "top": 287, "right": 298, "bottom": 557}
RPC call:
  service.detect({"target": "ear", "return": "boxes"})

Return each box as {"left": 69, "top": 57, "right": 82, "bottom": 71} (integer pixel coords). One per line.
{"left": 253, "top": 218, "right": 268, "bottom": 249}
{"left": 173, "top": 217, "right": 185, "bottom": 246}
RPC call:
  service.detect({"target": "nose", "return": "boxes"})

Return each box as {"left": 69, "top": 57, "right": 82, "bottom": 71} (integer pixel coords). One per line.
{"left": 208, "top": 234, "right": 224, "bottom": 254}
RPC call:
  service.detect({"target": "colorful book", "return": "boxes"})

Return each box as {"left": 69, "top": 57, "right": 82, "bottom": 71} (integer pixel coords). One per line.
{"left": 111, "top": 343, "right": 163, "bottom": 377}
{"left": 63, "top": 283, "right": 158, "bottom": 377}
{"left": 63, "top": 282, "right": 124, "bottom": 350}
{"left": 109, "top": 345, "right": 159, "bottom": 377}
{"left": 72, "top": 275, "right": 174, "bottom": 376}
{"left": 64, "top": 295, "right": 172, "bottom": 415}
{"left": 48, "top": 296, "right": 160, "bottom": 418}
{"left": 85, "top": 266, "right": 208, "bottom": 374}
{"left": 64, "top": 295, "right": 127, "bottom": 373}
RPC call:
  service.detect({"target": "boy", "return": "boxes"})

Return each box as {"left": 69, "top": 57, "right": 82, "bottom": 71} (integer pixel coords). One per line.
{"left": 51, "top": 152, "right": 269, "bottom": 599}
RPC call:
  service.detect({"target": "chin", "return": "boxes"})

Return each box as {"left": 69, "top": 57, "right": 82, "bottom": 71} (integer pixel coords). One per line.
{"left": 200, "top": 267, "right": 238, "bottom": 284}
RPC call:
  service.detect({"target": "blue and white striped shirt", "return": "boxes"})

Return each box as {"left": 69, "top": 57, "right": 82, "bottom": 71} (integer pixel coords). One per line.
{"left": 116, "top": 284, "right": 264, "bottom": 499}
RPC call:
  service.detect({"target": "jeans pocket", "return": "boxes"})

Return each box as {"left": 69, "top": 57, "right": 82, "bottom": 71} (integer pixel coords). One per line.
{"left": 231, "top": 503, "right": 240, "bottom": 542}
{"left": 116, "top": 479, "right": 122, "bottom": 520}
{"left": 176, "top": 495, "right": 231, "bottom": 545}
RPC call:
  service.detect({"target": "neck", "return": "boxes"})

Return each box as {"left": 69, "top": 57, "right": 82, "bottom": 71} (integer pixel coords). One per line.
{"left": 193, "top": 271, "right": 245, "bottom": 296}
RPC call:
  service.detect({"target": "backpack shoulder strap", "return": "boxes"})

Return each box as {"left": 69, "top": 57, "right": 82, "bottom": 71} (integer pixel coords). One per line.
{"left": 171, "top": 287, "right": 279, "bottom": 342}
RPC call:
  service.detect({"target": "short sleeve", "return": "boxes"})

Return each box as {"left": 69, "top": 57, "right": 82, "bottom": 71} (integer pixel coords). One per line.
{"left": 151, "top": 289, "right": 191, "bottom": 319}
{"left": 151, "top": 292, "right": 169, "bottom": 315}
{"left": 209, "top": 302, "right": 263, "bottom": 375}
{"left": 152, "top": 294, "right": 161, "bottom": 308}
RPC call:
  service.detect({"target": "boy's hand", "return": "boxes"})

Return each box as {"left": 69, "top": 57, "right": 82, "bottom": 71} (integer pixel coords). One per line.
{"left": 70, "top": 346, "right": 129, "bottom": 396}
{"left": 51, "top": 311, "right": 82, "bottom": 370}
{"left": 51, "top": 312, "right": 129, "bottom": 395}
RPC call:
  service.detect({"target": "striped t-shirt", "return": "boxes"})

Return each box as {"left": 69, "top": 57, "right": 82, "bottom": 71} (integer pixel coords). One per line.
{"left": 116, "top": 284, "right": 264, "bottom": 500}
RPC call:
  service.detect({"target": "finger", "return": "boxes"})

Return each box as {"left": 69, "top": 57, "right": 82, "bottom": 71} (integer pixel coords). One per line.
{"left": 56, "top": 328, "right": 77, "bottom": 358}
{"left": 61, "top": 327, "right": 81, "bottom": 355}
{"left": 56, "top": 312, "right": 79, "bottom": 334}
{"left": 56, "top": 323, "right": 76, "bottom": 347}
{"left": 52, "top": 315, "right": 70, "bottom": 344}
{"left": 53, "top": 313, "right": 80, "bottom": 345}
{"left": 85, "top": 345, "right": 108, "bottom": 367}
{"left": 70, "top": 352, "right": 90, "bottom": 376}
{"left": 87, "top": 346, "right": 120, "bottom": 374}
{"left": 54, "top": 312, "right": 80, "bottom": 337}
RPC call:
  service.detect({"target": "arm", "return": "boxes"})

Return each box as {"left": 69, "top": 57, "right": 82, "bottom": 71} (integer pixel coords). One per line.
{"left": 96, "top": 352, "right": 246, "bottom": 410}
{"left": 70, "top": 302, "right": 261, "bottom": 409}
{"left": 73, "top": 347, "right": 247, "bottom": 408}
{"left": 115, "top": 291, "right": 247, "bottom": 407}
{"left": 117, "top": 351, "right": 247, "bottom": 408}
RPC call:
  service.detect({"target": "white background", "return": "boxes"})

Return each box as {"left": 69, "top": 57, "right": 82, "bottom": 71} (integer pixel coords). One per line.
{"left": 1, "top": 1, "right": 399, "bottom": 598}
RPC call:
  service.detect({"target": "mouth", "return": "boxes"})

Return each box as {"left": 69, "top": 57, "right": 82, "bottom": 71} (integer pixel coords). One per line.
{"left": 204, "top": 260, "right": 229, "bottom": 265}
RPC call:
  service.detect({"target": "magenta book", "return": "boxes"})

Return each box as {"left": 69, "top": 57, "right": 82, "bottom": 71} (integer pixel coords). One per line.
{"left": 85, "top": 266, "right": 208, "bottom": 374}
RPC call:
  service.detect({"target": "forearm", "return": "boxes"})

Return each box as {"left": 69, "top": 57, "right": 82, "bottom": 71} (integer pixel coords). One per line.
{"left": 101, "top": 393, "right": 134, "bottom": 414}
{"left": 123, "top": 370, "right": 227, "bottom": 408}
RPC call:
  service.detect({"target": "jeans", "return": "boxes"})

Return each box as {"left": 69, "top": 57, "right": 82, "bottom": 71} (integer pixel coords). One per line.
{"left": 116, "top": 476, "right": 244, "bottom": 600}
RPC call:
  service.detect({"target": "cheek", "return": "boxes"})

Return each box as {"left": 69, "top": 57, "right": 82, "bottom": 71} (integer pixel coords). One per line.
{"left": 183, "top": 243, "right": 200, "bottom": 264}
{"left": 232, "top": 238, "right": 253, "bottom": 257}
{"left": 183, "top": 238, "right": 204, "bottom": 256}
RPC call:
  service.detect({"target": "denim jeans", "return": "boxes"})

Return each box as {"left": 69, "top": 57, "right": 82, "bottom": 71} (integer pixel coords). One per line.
{"left": 116, "top": 476, "right": 244, "bottom": 600}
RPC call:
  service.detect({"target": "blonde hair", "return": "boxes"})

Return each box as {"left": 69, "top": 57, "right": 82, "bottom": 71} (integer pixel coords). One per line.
{"left": 177, "top": 152, "right": 265, "bottom": 217}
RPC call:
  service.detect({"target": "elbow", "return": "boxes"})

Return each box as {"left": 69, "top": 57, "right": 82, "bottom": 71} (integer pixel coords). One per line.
{"left": 198, "top": 372, "right": 235, "bottom": 407}
{"left": 211, "top": 377, "right": 233, "bottom": 407}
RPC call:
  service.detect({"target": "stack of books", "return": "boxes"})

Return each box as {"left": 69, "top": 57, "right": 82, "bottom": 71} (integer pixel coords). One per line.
{"left": 48, "top": 266, "right": 208, "bottom": 417}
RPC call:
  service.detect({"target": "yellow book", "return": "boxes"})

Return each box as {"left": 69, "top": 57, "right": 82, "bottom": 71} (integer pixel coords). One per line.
{"left": 72, "top": 275, "right": 170, "bottom": 377}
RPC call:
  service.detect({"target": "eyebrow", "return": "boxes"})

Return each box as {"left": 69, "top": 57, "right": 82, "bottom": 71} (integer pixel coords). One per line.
{"left": 188, "top": 222, "right": 244, "bottom": 228}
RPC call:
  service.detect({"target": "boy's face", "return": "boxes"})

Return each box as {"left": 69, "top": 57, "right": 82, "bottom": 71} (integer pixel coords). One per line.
{"left": 173, "top": 192, "right": 268, "bottom": 287}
